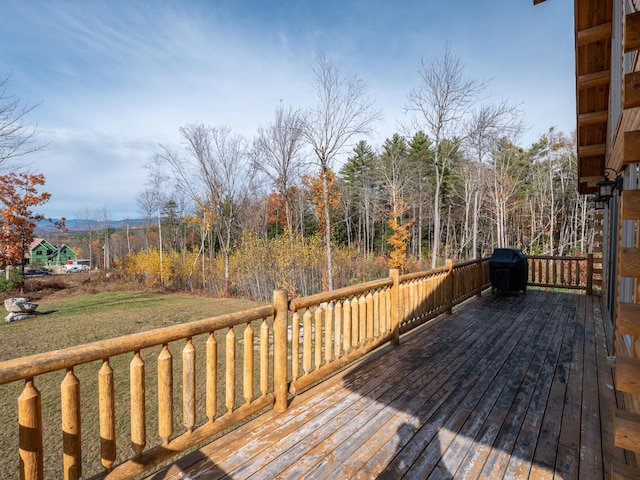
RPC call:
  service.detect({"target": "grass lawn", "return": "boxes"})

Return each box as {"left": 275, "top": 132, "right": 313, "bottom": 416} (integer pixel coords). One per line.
{"left": 0, "top": 288, "right": 265, "bottom": 479}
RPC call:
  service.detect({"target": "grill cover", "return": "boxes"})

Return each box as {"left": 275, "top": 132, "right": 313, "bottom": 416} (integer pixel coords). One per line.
{"left": 489, "top": 248, "right": 528, "bottom": 294}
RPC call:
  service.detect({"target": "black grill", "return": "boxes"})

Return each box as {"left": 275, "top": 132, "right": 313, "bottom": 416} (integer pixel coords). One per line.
{"left": 489, "top": 248, "right": 528, "bottom": 294}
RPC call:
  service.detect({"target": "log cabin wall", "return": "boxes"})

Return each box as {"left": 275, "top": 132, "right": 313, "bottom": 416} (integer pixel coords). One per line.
{"left": 606, "top": 0, "right": 640, "bottom": 472}
{"left": 537, "top": 0, "right": 640, "bottom": 472}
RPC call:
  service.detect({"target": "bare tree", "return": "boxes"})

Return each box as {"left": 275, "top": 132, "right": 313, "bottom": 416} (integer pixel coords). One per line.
{"left": 405, "top": 48, "right": 484, "bottom": 268}
{"left": 487, "top": 139, "right": 526, "bottom": 248}
{"left": 163, "top": 124, "right": 254, "bottom": 295}
{"left": 136, "top": 189, "right": 155, "bottom": 251}
{"left": 142, "top": 154, "right": 170, "bottom": 282}
{"left": 253, "top": 103, "right": 307, "bottom": 232}
{"left": 303, "top": 55, "right": 380, "bottom": 290}
{"left": 98, "top": 206, "right": 112, "bottom": 269}
{"left": 463, "top": 101, "right": 523, "bottom": 258}
{"left": 0, "top": 74, "right": 45, "bottom": 172}
{"left": 75, "top": 207, "right": 99, "bottom": 268}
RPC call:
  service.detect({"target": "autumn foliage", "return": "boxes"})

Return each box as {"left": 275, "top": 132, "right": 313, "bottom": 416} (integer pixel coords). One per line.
{"left": 387, "top": 197, "right": 414, "bottom": 270}
{"left": 0, "top": 173, "right": 61, "bottom": 268}
{"left": 302, "top": 168, "right": 341, "bottom": 234}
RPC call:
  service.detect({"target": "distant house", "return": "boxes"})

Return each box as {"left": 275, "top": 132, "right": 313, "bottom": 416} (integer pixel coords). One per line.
{"left": 26, "top": 238, "right": 77, "bottom": 267}
{"left": 53, "top": 244, "right": 78, "bottom": 265}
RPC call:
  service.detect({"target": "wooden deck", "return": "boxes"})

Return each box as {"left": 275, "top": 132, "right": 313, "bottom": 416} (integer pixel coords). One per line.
{"left": 149, "top": 289, "right": 633, "bottom": 479}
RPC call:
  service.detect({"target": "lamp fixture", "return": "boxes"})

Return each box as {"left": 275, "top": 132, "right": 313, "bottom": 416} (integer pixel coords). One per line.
{"left": 593, "top": 195, "right": 607, "bottom": 210}
{"left": 596, "top": 168, "right": 623, "bottom": 199}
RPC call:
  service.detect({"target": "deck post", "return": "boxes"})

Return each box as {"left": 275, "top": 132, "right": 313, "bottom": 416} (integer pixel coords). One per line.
{"left": 390, "top": 269, "right": 400, "bottom": 346}
{"left": 446, "top": 259, "right": 454, "bottom": 314}
{"left": 273, "top": 289, "right": 289, "bottom": 412}
{"left": 587, "top": 253, "right": 594, "bottom": 295}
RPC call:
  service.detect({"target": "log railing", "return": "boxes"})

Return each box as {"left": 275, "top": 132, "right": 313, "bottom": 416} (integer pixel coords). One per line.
{"left": 0, "top": 255, "right": 587, "bottom": 479}
{"left": 527, "top": 254, "right": 593, "bottom": 294}
{"left": 287, "top": 277, "right": 395, "bottom": 396}
{"left": 397, "top": 258, "right": 490, "bottom": 335}
{"left": 0, "top": 304, "right": 283, "bottom": 479}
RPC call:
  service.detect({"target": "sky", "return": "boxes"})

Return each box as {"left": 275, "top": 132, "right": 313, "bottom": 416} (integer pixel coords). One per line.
{"left": 1, "top": 0, "right": 575, "bottom": 220}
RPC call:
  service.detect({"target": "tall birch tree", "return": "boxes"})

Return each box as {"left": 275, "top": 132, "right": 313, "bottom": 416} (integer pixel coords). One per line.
{"left": 405, "top": 48, "right": 484, "bottom": 268}
{"left": 463, "top": 101, "right": 523, "bottom": 258}
{"left": 303, "top": 55, "right": 380, "bottom": 290}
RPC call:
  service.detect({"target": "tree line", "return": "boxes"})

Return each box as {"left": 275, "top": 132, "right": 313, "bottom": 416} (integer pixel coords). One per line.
{"left": 0, "top": 51, "right": 597, "bottom": 301}
{"left": 87, "top": 52, "right": 593, "bottom": 300}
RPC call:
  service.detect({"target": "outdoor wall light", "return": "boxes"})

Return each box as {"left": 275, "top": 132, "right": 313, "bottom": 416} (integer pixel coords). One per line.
{"left": 593, "top": 195, "right": 607, "bottom": 210}
{"left": 596, "top": 167, "right": 623, "bottom": 199}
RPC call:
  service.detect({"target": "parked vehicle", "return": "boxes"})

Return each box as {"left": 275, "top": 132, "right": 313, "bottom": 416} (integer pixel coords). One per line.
{"left": 66, "top": 259, "right": 90, "bottom": 273}
{"left": 24, "top": 269, "right": 50, "bottom": 277}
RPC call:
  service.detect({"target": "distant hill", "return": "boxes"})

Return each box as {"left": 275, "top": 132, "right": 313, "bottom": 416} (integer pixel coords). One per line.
{"left": 35, "top": 218, "right": 149, "bottom": 234}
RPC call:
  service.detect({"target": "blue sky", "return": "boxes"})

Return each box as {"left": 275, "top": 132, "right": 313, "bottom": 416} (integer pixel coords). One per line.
{"left": 1, "top": 0, "right": 574, "bottom": 220}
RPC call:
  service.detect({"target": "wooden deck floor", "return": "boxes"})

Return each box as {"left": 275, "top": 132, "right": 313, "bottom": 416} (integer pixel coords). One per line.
{"left": 150, "top": 289, "right": 634, "bottom": 479}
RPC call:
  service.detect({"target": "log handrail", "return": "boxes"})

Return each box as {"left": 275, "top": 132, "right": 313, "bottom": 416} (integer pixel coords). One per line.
{"left": 289, "top": 277, "right": 393, "bottom": 311}
{"left": 526, "top": 255, "right": 587, "bottom": 261}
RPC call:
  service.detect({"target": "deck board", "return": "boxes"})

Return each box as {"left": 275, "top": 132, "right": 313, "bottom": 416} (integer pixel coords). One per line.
{"left": 149, "top": 289, "right": 633, "bottom": 480}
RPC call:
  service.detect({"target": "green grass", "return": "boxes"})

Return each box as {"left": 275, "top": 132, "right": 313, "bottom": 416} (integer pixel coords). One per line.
{"left": 0, "top": 291, "right": 265, "bottom": 479}
{"left": 0, "top": 291, "right": 263, "bottom": 360}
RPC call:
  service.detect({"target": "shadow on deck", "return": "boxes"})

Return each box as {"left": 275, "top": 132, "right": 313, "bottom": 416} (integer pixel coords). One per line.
{"left": 150, "top": 289, "right": 632, "bottom": 479}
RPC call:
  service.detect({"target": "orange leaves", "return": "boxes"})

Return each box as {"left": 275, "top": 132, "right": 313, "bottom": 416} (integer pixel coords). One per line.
{"left": 265, "top": 192, "right": 286, "bottom": 227}
{"left": 0, "top": 172, "right": 52, "bottom": 267}
{"left": 387, "top": 198, "right": 415, "bottom": 270}
{"left": 302, "top": 168, "right": 341, "bottom": 234}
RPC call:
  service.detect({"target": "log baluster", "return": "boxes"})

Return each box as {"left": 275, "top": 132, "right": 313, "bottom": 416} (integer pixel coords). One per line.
{"left": 359, "top": 295, "right": 367, "bottom": 343}
{"left": 260, "top": 319, "right": 269, "bottom": 397}
{"left": 366, "top": 292, "right": 373, "bottom": 341}
{"left": 568, "top": 260, "right": 574, "bottom": 286}
{"left": 425, "top": 277, "right": 431, "bottom": 314}
{"left": 426, "top": 277, "right": 433, "bottom": 314}
{"left": 314, "top": 306, "right": 322, "bottom": 369}
{"left": 373, "top": 290, "right": 380, "bottom": 337}
{"left": 206, "top": 333, "right": 217, "bottom": 422}
{"left": 343, "top": 299, "right": 351, "bottom": 352}
{"left": 351, "top": 297, "right": 359, "bottom": 346}
{"left": 19, "top": 378, "right": 43, "bottom": 480}
{"left": 157, "top": 345, "right": 173, "bottom": 444}
{"left": 244, "top": 323, "right": 254, "bottom": 405}
{"left": 291, "top": 312, "right": 300, "bottom": 381}
{"left": 182, "top": 339, "right": 196, "bottom": 433}
{"left": 324, "top": 303, "right": 333, "bottom": 364}
{"left": 61, "top": 369, "right": 81, "bottom": 479}
{"left": 225, "top": 328, "right": 236, "bottom": 413}
{"left": 410, "top": 280, "right": 417, "bottom": 318}
{"left": 342, "top": 298, "right": 351, "bottom": 353}
{"left": 98, "top": 360, "right": 116, "bottom": 472}
{"left": 303, "top": 309, "right": 312, "bottom": 375}
{"left": 379, "top": 289, "right": 386, "bottom": 333}
{"left": 130, "top": 352, "right": 146, "bottom": 457}
{"left": 334, "top": 301, "right": 343, "bottom": 358}
{"left": 545, "top": 258, "right": 550, "bottom": 285}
